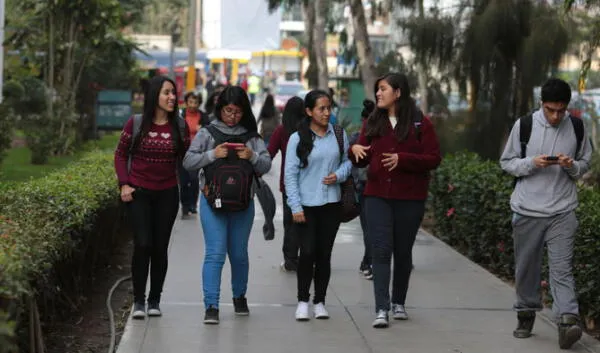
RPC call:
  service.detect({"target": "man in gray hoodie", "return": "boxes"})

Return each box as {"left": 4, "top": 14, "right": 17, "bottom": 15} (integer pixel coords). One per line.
{"left": 500, "top": 78, "right": 592, "bottom": 349}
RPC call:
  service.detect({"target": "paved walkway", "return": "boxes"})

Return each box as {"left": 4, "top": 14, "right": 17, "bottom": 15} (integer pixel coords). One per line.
{"left": 116, "top": 155, "right": 600, "bottom": 353}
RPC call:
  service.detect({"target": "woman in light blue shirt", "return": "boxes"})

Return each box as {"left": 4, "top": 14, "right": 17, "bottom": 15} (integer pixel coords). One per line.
{"left": 284, "top": 89, "right": 352, "bottom": 321}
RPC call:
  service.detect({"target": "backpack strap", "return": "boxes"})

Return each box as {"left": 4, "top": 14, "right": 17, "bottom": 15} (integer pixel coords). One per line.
{"left": 206, "top": 124, "right": 260, "bottom": 145}
{"left": 569, "top": 116, "right": 584, "bottom": 157}
{"left": 333, "top": 125, "right": 344, "bottom": 163}
{"left": 413, "top": 111, "right": 423, "bottom": 142}
{"left": 519, "top": 114, "right": 533, "bottom": 158}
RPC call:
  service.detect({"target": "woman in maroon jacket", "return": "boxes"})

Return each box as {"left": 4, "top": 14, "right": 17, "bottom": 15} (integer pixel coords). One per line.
{"left": 349, "top": 73, "right": 441, "bottom": 329}
{"left": 114, "top": 76, "right": 190, "bottom": 319}
{"left": 267, "top": 96, "right": 305, "bottom": 272}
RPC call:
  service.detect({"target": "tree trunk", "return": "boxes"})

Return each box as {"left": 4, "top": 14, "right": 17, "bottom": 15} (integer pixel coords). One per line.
{"left": 302, "top": 1, "right": 318, "bottom": 88}
{"left": 47, "top": 5, "right": 55, "bottom": 118}
{"left": 313, "top": 0, "right": 329, "bottom": 91}
{"left": 416, "top": 0, "right": 428, "bottom": 114}
{"left": 348, "top": 0, "right": 377, "bottom": 100}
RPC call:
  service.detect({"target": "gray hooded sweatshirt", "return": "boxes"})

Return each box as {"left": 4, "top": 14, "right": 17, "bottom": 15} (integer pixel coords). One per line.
{"left": 500, "top": 109, "right": 592, "bottom": 218}
{"left": 183, "top": 119, "right": 272, "bottom": 193}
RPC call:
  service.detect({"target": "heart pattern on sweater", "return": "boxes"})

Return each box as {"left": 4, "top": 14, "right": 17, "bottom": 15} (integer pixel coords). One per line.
{"left": 161, "top": 133, "right": 171, "bottom": 139}
{"left": 148, "top": 132, "right": 158, "bottom": 137}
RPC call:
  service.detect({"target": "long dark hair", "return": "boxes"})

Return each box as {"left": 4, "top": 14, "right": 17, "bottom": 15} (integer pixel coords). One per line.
{"left": 215, "top": 85, "right": 258, "bottom": 132}
{"left": 258, "top": 94, "right": 277, "bottom": 120}
{"left": 205, "top": 85, "right": 226, "bottom": 115}
{"left": 361, "top": 99, "right": 375, "bottom": 120}
{"left": 297, "top": 89, "right": 331, "bottom": 168}
{"left": 282, "top": 96, "right": 304, "bottom": 135}
{"left": 366, "top": 73, "right": 418, "bottom": 141}
{"left": 133, "top": 75, "right": 185, "bottom": 157}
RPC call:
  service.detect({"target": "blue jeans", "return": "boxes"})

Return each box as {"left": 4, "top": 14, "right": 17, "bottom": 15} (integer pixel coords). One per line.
{"left": 199, "top": 195, "right": 255, "bottom": 308}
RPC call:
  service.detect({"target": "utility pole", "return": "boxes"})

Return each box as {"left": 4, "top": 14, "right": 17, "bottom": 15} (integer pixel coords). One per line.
{"left": 0, "top": 0, "right": 5, "bottom": 103}
{"left": 186, "top": 0, "right": 197, "bottom": 92}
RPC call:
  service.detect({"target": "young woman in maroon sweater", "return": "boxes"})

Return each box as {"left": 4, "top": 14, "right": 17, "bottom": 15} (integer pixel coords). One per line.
{"left": 267, "top": 96, "right": 305, "bottom": 272}
{"left": 114, "top": 76, "right": 190, "bottom": 319}
{"left": 349, "top": 73, "right": 441, "bottom": 328}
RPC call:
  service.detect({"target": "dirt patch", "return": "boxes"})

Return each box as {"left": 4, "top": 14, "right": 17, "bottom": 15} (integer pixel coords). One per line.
{"left": 44, "top": 240, "right": 133, "bottom": 353}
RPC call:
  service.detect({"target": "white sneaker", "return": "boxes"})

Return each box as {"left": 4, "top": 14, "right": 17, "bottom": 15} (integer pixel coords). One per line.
{"left": 313, "top": 303, "right": 329, "bottom": 319}
{"left": 392, "top": 304, "right": 408, "bottom": 320}
{"left": 372, "top": 310, "right": 389, "bottom": 328}
{"left": 295, "top": 301, "right": 310, "bottom": 321}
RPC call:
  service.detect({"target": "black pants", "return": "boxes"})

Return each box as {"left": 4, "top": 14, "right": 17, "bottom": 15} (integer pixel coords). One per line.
{"left": 178, "top": 165, "right": 199, "bottom": 212}
{"left": 295, "top": 203, "right": 341, "bottom": 304}
{"left": 357, "top": 188, "right": 370, "bottom": 266}
{"left": 365, "top": 197, "right": 425, "bottom": 311}
{"left": 282, "top": 194, "right": 299, "bottom": 267}
{"left": 128, "top": 186, "right": 179, "bottom": 304}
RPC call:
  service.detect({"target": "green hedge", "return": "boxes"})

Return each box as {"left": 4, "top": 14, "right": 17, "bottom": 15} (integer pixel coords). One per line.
{"left": 430, "top": 152, "right": 600, "bottom": 323}
{"left": 0, "top": 151, "right": 126, "bottom": 352}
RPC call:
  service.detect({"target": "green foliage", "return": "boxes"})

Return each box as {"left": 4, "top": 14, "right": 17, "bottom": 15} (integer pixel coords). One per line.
{"left": 431, "top": 151, "right": 600, "bottom": 322}
{"left": 0, "top": 151, "right": 123, "bottom": 349}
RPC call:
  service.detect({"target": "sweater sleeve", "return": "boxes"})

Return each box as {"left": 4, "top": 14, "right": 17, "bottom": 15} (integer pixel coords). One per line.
{"left": 395, "top": 117, "right": 441, "bottom": 172}
{"left": 267, "top": 125, "right": 283, "bottom": 159}
{"left": 500, "top": 119, "right": 537, "bottom": 177}
{"left": 114, "top": 117, "right": 134, "bottom": 186}
{"left": 348, "top": 120, "right": 371, "bottom": 168}
{"left": 183, "top": 127, "right": 217, "bottom": 171}
{"left": 284, "top": 133, "right": 303, "bottom": 214}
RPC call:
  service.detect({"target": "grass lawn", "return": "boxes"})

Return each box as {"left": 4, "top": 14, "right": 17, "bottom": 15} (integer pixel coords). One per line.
{"left": 0, "top": 132, "right": 120, "bottom": 182}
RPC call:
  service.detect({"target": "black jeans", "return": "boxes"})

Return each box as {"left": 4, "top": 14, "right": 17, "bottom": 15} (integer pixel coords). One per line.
{"left": 128, "top": 186, "right": 179, "bottom": 304}
{"left": 294, "top": 203, "right": 341, "bottom": 304}
{"left": 178, "top": 165, "right": 199, "bottom": 212}
{"left": 282, "top": 194, "right": 299, "bottom": 267}
{"left": 365, "top": 197, "right": 425, "bottom": 311}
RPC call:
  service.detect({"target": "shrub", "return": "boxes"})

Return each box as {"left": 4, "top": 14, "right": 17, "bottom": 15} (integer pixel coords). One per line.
{"left": 0, "top": 151, "right": 127, "bottom": 351}
{"left": 430, "top": 151, "right": 600, "bottom": 324}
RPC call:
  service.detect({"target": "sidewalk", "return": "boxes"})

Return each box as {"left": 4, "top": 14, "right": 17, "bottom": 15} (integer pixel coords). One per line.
{"left": 116, "top": 155, "right": 600, "bottom": 353}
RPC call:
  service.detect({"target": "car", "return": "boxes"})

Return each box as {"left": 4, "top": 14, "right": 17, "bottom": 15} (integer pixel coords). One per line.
{"left": 274, "top": 82, "right": 305, "bottom": 111}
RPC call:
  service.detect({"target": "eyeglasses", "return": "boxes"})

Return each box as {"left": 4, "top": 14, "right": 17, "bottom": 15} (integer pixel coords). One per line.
{"left": 223, "top": 107, "right": 243, "bottom": 117}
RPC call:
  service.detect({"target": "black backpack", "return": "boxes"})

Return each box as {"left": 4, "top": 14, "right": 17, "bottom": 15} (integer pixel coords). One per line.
{"left": 203, "top": 125, "right": 260, "bottom": 212}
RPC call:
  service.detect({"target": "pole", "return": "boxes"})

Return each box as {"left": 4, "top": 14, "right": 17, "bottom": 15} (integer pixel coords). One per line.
{"left": 186, "top": 0, "right": 197, "bottom": 92}
{"left": 0, "top": 0, "right": 5, "bottom": 103}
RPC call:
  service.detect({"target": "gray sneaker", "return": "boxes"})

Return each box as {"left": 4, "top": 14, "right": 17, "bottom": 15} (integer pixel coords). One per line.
{"left": 147, "top": 302, "right": 162, "bottom": 317}
{"left": 392, "top": 304, "right": 408, "bottom": 320}
{"left": 372, "top": 310, "right": 389, "bottom": 328}
{"left": 132, "top": 302, "right": 146, "bottom": 319}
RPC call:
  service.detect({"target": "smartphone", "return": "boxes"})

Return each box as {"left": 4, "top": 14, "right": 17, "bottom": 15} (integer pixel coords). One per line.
{"left": 224, "top": 142, "right": 245, "bottom": 149}
{"left": 545, "top": 156, "right": 559, "bottom": 161}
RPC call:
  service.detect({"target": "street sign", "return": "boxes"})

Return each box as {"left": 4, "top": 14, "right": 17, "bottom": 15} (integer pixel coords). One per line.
{"left": 96, "top": 90, "right": 132, "bottom": 130}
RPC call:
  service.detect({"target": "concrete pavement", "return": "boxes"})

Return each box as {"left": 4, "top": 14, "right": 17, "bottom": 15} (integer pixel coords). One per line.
{"left": 116, "top": 154, "right": 600, "bottom": 353}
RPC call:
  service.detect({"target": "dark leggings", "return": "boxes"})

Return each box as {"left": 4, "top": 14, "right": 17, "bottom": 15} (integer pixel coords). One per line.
{"left": 128, "top": 186, "right": 179, "bottom": 304}
{"left": 365, "top": 197, "right": 425, "bottom": 311}
{"left": 295, "top": 203, "right": 341, "bottom": 304}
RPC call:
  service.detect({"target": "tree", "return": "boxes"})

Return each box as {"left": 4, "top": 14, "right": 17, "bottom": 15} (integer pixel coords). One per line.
{"left": 348, "top": 0, "right": 377, "bottom": 99}
{"left": 313, "top": 0, "right": 330, "bottom": 90}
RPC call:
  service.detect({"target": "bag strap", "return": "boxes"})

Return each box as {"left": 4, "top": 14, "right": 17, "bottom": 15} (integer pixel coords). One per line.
{"left": 570, "top": 116, "right": 584, "bottom": 157}
{"left": 206, "top": 124, "right": 259, "bottom": 145}
{"left": 333, "top": 125, "right": 344, "bottom": 163}
{"left": 519, "top": 114, "right": 533, "bottom": 158}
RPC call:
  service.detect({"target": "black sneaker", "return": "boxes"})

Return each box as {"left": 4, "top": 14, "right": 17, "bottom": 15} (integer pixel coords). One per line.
{"left": 147, "top": 301, "right": 162, "bottom": 317}
{"left": 132, "top": 302, "right": 146, "bottom": 320}
{"left": 263, "top": 223, "right": 275, "bottom": 241}
{"left": 280, "top": 261, "right": 297, "bottom": 272}
{"left": 204, "top": 307, "right": 219, "bottom": 324}
{"left": 189, "top": 208, "right": 198, "bottom": 214}
{"left": 233, "top": 296, "right": 250, "bottom": 316}
{"left": 513, "top": 311, "right": 536, "bottom": 338}
{"left": 359, "top": 262, "right": 373, "bottom": 280}
{"left": 558, "top": 314, "right": 582, "bottom": 349}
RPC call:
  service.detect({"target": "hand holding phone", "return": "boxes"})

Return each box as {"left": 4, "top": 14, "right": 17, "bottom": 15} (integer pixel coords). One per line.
{"left": 545, "top": 156, "right": 559, "bottom": 161}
